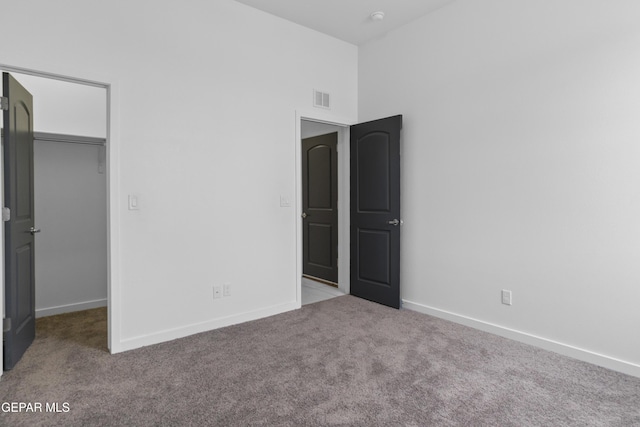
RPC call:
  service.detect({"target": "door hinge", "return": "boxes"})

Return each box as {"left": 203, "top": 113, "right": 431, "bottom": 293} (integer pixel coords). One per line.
{"left": 2, "top": 207, "right": 10, "bottom": 222}
{"left": 3, "top": 318, "right": 11, "bottom": 333}
{"left": 0, "top": 96, "right": 8, "bottom": 111}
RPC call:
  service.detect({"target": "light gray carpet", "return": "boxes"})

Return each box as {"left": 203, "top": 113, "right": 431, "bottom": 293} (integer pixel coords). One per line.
{"left": 1, "top": 296, "right": 639, "bottom": 426}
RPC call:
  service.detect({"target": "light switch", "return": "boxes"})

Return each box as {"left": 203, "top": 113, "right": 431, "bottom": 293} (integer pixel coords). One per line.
{"left": 280, "top": 195, "right": 291, "bottom": 207}
{"left": 128, "top": 195, "right": 139, "bottom": 210}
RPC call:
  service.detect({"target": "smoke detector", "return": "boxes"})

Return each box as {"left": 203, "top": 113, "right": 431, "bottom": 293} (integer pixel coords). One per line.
{"left": 370, "top": 11, "right": 385, "bottom": 21}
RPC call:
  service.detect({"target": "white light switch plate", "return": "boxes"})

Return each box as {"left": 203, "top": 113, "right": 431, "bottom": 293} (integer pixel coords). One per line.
{"left": 501, "top": 289, "right": 512, "bottom": 306}
{"left": 128, "top": 195, "right": 139, "bottom": 210}
{"left": 280, "top": 195, "right": 291, "bottom": 207}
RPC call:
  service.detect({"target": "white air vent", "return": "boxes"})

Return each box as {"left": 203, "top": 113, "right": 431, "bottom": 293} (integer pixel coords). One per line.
{"left": 313, "top": 89, "right": 330, "bottom": 109}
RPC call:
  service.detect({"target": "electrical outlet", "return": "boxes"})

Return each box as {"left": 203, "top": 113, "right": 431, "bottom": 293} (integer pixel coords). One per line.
{"left": 501, "top": 289, "right": 512, "bottom": 306}
{"left": 213, "top": 286, "right": 222, "bottom": 299}
{"left": 223, "top": 283, "right": 231, "bottom": 297}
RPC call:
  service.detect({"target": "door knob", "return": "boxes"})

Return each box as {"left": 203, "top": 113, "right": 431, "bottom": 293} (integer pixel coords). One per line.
{"left": 387, "top": 219, "right": 400, "bottom": 226}
{"left": 301, "top": 212, "right": 308, "bottom": 219}
{"left": 30, "top": 227, "right": 41, "bottom": 235}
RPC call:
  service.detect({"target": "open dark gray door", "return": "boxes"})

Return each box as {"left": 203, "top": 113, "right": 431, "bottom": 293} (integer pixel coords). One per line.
{"left": 350, "top": 115, "right": 402, "bottom": 309}
{"left": 3, "top": 72, "right": 36, "bottom": 370}
{"left": 302, "top": 132, "right": 338, "bottom": 283}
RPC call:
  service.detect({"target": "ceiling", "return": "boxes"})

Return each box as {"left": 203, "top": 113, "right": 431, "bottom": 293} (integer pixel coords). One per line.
{"left": 234, "top": 0, "right": 456, "bottom": 46}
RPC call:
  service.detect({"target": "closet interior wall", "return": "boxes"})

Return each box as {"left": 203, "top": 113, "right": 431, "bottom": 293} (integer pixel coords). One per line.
{"left": 34, "top": 133, "right": 107, "bottom": 317}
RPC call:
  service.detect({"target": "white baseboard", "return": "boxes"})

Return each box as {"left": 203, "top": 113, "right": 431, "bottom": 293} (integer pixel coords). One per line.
{"left": 402, "top": 299, "right": 640, "bottom": 379}
{"left": 36, "top": 299, "right": 107, "bottom": 318}
{"left": 116, "top": 301, "right": 299, "bottom": 353}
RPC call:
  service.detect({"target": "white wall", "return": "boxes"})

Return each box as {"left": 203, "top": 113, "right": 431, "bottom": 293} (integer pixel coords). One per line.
{"left": 1, "top": 0, "right": 357, "bottom": 351}
{"left": 7, "top": 73, "right": 106, "bottom": 138}
{"left": 359, "top": 0, "right": 640, "bottom": 375}
{"left": 301, "top": 120, "right": 341, "bottom": 139}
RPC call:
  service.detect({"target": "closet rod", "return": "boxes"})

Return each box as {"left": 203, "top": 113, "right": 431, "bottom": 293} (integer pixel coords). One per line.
{"left": 33, "top": 132, "right": 106, "bottom": 146}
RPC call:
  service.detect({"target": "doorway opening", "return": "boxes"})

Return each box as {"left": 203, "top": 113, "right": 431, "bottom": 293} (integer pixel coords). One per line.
{"left": 1, "top": 65, "right": 112, "bottom": 371}
{"left": 297, "top": 115, "right": 351, "bottom": 306}
{"left": 301, "top": 129, "right": 338, "bottom": 287}
{"left": 296, "top": 113, "right": 404, "bottom": 309}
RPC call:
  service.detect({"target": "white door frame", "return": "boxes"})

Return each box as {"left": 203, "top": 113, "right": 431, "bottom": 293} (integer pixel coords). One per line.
{"left": 0, "top": 63, "right": 120, "bottom": 369}
{"left": 295, "top": 110, "right": 355, "bottom": 306}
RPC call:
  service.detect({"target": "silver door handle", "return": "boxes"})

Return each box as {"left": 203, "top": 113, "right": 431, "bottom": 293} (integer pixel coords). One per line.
{"left": 388, "top": 219, "right": 400, "bottom": 226}
{"left": 30, "top": 227, "right": 41, "bottom": 235}
{"left": 301, "top": 212, "right": 308, "bottom": 219}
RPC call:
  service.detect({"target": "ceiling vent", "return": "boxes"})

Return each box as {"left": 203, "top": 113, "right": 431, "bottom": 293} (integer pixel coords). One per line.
{"left": 313, "top": 89, "right": 330, "bottom": 109}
